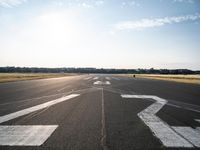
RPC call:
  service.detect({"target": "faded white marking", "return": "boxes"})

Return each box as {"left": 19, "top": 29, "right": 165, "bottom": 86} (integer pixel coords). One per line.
{"left": 195, "top": 119, "right": 200, "bottom": 123}
{"left": 93, "top": 77, "right": 99, "bottom": 80}
{"left": 0, "top": 94, "right": 80, "bottom": 124}
{"left": 84, "top": 77, "right": 91, "bottom": 80}
{"left": 173, "top": 127, "right": 200, "bottom": 147}
{"left": 57, "top": 85, "right": 70, "bottom": 92}
{"left": 101, "top": 88, "right": 108, "bottom": 150}
{"left": 94, "top": 81, "right": 102, "bottom": 85}
{"left": 121, "top": 95, "right": 194, "bottom": 148}
{"left": 93, "top": 81, "right": 111, "bottom": 85}
{"left": 105, "top": 77, "right": 110, "bottom": 80}
{"left": 105, "top": 81, "right": 111, "bottom": 85}
{"left": 196, "top": 127, "right": 200, "bottom": 134}
{"left": 0, "top": 125, "right": 57, "bottom": 146}
{"left": 113, "top": 77, "right": 120, "bottom": 80}
{"left": 167, "top": 103, "right": 182, "bottom": 108}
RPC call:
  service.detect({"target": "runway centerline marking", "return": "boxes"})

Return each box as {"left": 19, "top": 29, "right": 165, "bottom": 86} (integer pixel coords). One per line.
{"left": 0, "top": 94, "right": 80, "bottom": 146}
{"left": 121, "top": 95, "right": 200, "bottom": 148}
{"left": 101, "top": 88, "right": 108, "bottom": 150}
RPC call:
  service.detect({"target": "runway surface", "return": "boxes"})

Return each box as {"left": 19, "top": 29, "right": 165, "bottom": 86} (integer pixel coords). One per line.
{"left": 0, "top": 74, "right": 200, "bottom": 150}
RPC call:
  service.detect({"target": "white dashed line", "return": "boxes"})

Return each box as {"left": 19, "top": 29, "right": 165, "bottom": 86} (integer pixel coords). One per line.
{"left": 93, "top": 77, "right": 99, "bottom": 80}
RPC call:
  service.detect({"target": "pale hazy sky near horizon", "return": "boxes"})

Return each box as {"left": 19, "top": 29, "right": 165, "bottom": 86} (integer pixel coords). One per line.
{"left": 0, "top": 0, "right": 200, "bottom": 70}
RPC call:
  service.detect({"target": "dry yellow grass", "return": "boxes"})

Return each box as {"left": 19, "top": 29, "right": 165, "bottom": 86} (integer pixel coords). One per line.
{"left": 120, "top": 74, "right": 200, "bottom": 85}
{"left": 0, "top": 73, "right": 77, "bottom": 83}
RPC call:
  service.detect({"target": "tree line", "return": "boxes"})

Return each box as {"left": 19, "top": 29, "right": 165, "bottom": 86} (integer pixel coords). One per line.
{"left": 0, "top": 67, "right": 199, "bottom": 74}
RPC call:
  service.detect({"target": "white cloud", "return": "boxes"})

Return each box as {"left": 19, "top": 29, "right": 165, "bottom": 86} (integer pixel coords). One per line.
{"left": 95, "top": 0, "right": 104, "bottom": 6}
{"left": 114, "top": 14, "right": 200, "bottom": 30}
{"left": 173, "top": 0, "right": 194, "bottom": 4}
{"left": 121, "top": 0, "right": 140, "bottom": 8}
{"left": 52, "top": 1, "right": 63, "bottom": 7}
{"left": 75, "top": 0, "right": 104, "bottom": 9}
{"left": 0, "top": 0, "right": 27, "bottom": 8}
{"left": 78, "top": 2, "right": 93, "bottom": 8}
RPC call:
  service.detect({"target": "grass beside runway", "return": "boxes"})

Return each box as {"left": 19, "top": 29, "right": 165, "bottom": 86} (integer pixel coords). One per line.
{"left": 120, "top": 74, "right": 200, "bottom": 85}
{"left": 0, "top": 73, "right": 78, "bottom": 83}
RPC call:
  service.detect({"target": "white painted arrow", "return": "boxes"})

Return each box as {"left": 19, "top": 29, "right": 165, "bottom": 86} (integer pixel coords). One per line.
{"left": 121, "top": 95, "right": 200, "bottom": 148}
{"left": 0, "top": 94, "right": 80, "bottom": 146}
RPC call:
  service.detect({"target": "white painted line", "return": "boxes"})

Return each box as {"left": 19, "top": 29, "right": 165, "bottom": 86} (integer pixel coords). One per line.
{"left": 93, "top": 77, "right": 99, "bottom": 80}
{"left": 101, "top": 88, "right": 108, "bottom": 150}
{"left": 0, "top": 94, "right": 80, "bottom": 124}
{"left": 105, "top": 77, "right": 110, "bottom": 80}
{"left": 172, "top": 127, "right": 200, "bottom": 147}
{"left": 94, "top": 81, "right": 102, "bottom": 85}
{"left": 113, "top": 77, "right": 120, "bottom": 80}
{"left": 195, "top": 119, "right": 200, "bottom": 123}
{"left": 84, "top": 77, "right": 91, "bottom": 80}
{"left": 121, "top": 95, "right": 194, "bottom": 148}
{"left": 196, "top": 127, "right": 200, "bottom": 134}
{"left": 57, "top": 85, "right": 70, "bottom": 92}
{"left": 93, "top": 81, "right": 111, "bottom": 85}
{"left": 0, "top": 125, "right": 57, "bottom": 146}
{"left": 105, "top": 81, "right": 111, "bottom": 85}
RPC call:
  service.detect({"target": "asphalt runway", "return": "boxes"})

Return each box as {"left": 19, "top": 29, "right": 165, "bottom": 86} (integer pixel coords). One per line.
{"left": 0, "top": 74, "right": 200, "bottom": 150}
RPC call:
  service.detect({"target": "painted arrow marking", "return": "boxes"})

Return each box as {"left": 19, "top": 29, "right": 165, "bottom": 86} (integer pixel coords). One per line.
{"left": 0, "top": 94, "right": 80, "bottom": 146}
{"left": 93, "top": 81, "right": 111, "bottom": 85}
{"left": 121, "top": 95, "right": 200, "bottom": 148}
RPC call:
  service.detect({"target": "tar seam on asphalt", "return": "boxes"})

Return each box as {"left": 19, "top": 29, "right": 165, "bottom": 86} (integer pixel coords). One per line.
{"left": 101, "top": 88, "right": 109, "bottom": 150}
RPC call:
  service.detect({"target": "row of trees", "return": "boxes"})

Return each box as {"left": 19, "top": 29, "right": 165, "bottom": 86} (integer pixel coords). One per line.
{"left": 0, "top": 67, "right": 199, "bottom": 74}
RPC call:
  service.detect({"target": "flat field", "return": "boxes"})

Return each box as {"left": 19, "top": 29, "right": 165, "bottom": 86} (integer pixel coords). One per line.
{"left": 0, "top": 73, "right": 77, "bottom": 83}
{"left": 121, "top": 74, "right": 200, "bottom": 85}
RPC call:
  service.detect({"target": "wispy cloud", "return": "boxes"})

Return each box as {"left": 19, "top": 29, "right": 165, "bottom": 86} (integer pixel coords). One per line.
{"left": 78, "top": 0, "right": 104, "bottom": 8}
{"left": 121, "top": 0, "right": 140, "bottom": 8}
{"left": 114, "top": 14, "right": 200, "bottom": 30}
{"left": 173, "top": 0, "right": 194, "bottom": 4}
{"left": 95, "top": 0, "right": 104, "bottom": 6}
{"left": 78, "top": 2, "right": 93, "bottom": 8}
{"left": 0, "top": 0, "right": 27, "bottom": 8}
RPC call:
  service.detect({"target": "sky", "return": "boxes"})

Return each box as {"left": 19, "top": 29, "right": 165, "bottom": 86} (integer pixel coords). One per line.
{"left": 0, "top": 0, "right": 200, "bottom": 70}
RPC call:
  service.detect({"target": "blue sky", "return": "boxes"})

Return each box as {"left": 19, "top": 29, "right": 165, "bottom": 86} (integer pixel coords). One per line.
{"left": 0, "top": 0, "right": 200, "bottom": 70}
